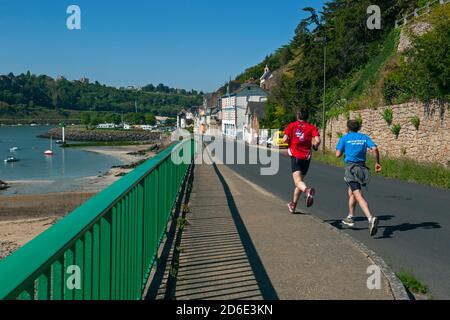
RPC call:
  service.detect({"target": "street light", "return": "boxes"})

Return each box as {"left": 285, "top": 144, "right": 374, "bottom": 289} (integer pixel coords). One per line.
{"left": 314, "top": 36, "right": 327, "bottom": 154}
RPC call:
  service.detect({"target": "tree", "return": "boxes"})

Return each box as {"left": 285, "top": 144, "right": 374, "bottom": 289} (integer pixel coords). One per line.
{"left": 80, "top": 112, "right": 91, "bottom": 129}
{"left": 383, "top": 5, "right": 450, "bottom": 103}
{"left": 144, "top": 113, "right": 156, "bottom": 125}
{"left": 0, "top": 73, "right": 202, "bottom": 118}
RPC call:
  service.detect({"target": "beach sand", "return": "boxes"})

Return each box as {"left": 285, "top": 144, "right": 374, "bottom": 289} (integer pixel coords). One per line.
{"left": 0, "top": 143, "right": 162, "bottom": 260}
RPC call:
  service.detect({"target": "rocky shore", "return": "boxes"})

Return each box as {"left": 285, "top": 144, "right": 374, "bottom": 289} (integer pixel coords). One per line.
{"left": 39, "top": 127, "right": 166, "bottom": 142}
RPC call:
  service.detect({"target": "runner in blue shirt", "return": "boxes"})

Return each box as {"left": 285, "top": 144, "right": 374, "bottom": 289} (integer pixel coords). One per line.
{"left": 336, "top": 120, "right": 382, "bottom": 237}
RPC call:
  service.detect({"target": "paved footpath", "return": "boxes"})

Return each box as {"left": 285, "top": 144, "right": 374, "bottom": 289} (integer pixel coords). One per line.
{"left": 172, "top": 162, "right": 403, "bottom": 300}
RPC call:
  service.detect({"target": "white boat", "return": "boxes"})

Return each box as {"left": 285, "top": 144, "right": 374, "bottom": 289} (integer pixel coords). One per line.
{"left": 9, "top": 147, "right": 19, "bottom": 152}
{"left": 44, "top": 137, "right": 54, "bottom": 156}
{"left": 4, "top": 156, "right": 19, "bottom": 163}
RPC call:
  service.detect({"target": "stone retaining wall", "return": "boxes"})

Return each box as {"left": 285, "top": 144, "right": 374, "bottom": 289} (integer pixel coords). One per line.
{"left": 325, "top": 101, "right": 449, "bottom": 167}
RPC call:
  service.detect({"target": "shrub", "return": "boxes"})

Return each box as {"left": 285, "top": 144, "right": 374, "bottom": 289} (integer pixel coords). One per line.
{"left": 410, "top": 115, "right": 420, "bottom": 130}
{"left": 391, "top": 123, "right": 401, "bottom": 138}
{"left": 382, "top": 108, "right": 394, "bottom": 125}
{"left": 396, "top": 271, "right": 429, "bottom": 295}
{"left": 382, "top": 73, "right": 410, "bottom": 105}
{"left": 355, "top": 114, "right": 363, "bottom": 127}
{"left": 384, "top": 6, "right": 450, "bottom": 103}
{"left": 344, "top": 110, "right": 350, "bottom": 120}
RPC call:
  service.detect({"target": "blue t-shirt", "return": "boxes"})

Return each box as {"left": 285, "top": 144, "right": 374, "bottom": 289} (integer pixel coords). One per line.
{"left": 336, "top": 132, "right": 376, "bottom": 164}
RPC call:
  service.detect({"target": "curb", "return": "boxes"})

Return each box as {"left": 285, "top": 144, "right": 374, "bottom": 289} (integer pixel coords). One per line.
{"left": 307, "top": 214, "right": 410, "bottom": 300}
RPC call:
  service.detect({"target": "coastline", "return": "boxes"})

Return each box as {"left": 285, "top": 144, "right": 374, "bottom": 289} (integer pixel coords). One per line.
{"left": 3, "top": 144, "right": 156, "bottom": 195}
{"left": 0, "top": 143, "right": 163, "bottom": 260}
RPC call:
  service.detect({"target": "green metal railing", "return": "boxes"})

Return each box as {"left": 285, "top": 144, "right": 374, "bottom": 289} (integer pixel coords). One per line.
{"left": 0, "top": 139, "right": 194, "bottom": 300}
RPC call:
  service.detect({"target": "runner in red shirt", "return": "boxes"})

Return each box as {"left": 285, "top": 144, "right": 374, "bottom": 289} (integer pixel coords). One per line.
{"left": 282, "top": 109, "right": 320, "bottom": 213}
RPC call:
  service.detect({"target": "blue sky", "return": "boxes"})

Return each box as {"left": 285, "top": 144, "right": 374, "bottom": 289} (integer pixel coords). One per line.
{"left": 0, "top": 0, "right": 326, "bottom": 92}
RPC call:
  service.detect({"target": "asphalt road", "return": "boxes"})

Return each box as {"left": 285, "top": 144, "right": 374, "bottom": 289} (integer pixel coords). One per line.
{"left": 209, "top": 140, "right": 450, "bottom": 299}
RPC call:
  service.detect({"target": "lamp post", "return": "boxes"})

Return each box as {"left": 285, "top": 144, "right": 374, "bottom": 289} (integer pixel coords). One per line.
{"left": 314, "top": 36, "right": 327, "bottom": 154}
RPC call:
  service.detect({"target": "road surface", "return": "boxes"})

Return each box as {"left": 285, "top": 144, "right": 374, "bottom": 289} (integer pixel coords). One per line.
{"left": 206, "top": 139, "right": 450, "bottom": 299}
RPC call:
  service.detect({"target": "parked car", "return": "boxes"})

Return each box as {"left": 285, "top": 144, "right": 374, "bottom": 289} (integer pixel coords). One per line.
{"left": 266, "top": 131, "right": 288, "bottom": 148}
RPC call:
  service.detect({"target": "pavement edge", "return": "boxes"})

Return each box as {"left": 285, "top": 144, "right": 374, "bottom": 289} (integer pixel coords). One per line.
{"left": 306, "top": 214, "right": 410, "bottom": 300}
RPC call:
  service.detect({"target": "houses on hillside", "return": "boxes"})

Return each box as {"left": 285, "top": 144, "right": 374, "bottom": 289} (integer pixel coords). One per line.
{"left": 221, "top": 83, "right": 267, "bottom": 139}
{"left": 190, "top": 67, "right": 274, "bottom": 143}
{"left": 259, "top": 65, "right": 273, "bottom": 91}
{"left": 177, "top": 108, "right": 195, "bottom": 129}
{"left": 244, "top": 101, "right": 267, "bottom": 144}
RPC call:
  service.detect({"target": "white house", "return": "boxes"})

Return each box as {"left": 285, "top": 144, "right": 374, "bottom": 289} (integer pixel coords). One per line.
{"left": 260, "top": 65, "right": 273, "bottom": 90}
{"left": 221, "top": 83, "right": 267, "bottom": 139}
{"left": 177, "top": 109, "right": 195, "bottom": 129}
{"left": 244, "top": 101, "right": 266, "bottom": 144}
{"left": 177, "top": 110, "right": 187, "bottom": 129}
{"left": 96, "top": 123, "right": 117, "bottom": 129}
{"left": 139, "top": 125, "right": 156, "bottom": 131}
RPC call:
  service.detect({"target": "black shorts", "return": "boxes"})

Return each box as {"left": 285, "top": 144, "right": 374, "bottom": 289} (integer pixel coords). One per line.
{"left": 347, "top": 181, "right": 362, "bottom": 192}
{"left": 291, "top": 157, "right": 311, "bottom": 175}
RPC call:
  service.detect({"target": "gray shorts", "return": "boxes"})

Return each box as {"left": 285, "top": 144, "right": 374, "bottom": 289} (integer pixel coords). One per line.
{"left": 344, "top": 163, "right": 370, "bottom": 192}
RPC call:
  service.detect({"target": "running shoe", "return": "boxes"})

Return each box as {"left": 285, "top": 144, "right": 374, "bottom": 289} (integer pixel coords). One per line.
{"left": 342, "top": 216, "right": 355, "bottom": 227}
{"left": 305, "top": 188, "right": 315, "bottom": 207}
{"left": 369, "top": 216, "right": 379, "bottom": 236}
{"left": 287, "top": 202, "right": 296, "bottom": 214}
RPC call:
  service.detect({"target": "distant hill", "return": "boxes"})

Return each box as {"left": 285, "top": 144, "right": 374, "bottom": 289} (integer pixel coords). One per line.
{"left": 0, "top": 72, "right": 203, "bottom": 121}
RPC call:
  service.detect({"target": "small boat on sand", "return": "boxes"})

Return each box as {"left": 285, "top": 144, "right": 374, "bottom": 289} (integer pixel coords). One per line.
{"left": 0, "top": 180, "right": 9, "bottom": 190}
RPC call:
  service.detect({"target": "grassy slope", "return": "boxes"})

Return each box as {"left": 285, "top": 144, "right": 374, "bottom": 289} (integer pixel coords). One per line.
{"left": 326, "top": 28, "right": 400, "bottom": 113}
{"left": 344, "top": 29, "right": 399, "bottom": 104}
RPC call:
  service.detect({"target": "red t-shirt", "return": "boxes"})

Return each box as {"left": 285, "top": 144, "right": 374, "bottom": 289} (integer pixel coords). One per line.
{"left": 284, "top": 120, "right": 320, "bottom": 160}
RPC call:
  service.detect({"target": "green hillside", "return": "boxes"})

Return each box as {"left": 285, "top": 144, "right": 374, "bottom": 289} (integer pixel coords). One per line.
{"left": 236, "top": 0, "right": 449, "bottom": 128}
{"left": 0, "top": 73, "right": 202, "bottom": 122}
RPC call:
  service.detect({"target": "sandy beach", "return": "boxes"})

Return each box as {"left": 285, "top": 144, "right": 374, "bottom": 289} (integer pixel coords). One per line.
{"left": 0, "top": 143, "right": 164, "bottom": 260}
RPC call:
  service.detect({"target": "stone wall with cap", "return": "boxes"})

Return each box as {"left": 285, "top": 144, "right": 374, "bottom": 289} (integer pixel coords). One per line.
{"left": 325, "top": 101, "right": 450, "bottom": 167}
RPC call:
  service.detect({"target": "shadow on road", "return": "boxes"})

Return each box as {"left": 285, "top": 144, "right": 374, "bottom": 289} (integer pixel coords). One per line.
{"left": 323, "top": 215, "right": 395, "bottom": 230}
{"left": 323, "top": 215, "right": 441, "bottom": 239}
{"left": 377, "top": 221, "right": 441, "bottom": 239}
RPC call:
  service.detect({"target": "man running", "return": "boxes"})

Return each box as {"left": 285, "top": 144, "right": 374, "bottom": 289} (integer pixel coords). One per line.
{"left": 336, "top": 120, "right": 382, "bottom": 237}
{"left": 282, "top": 109, "right": 320, "bottom": 213}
